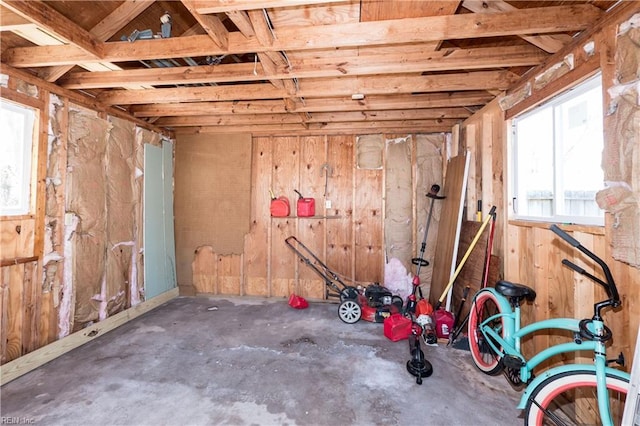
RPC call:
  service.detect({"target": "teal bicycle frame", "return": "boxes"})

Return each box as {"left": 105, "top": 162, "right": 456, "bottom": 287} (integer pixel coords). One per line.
{"left": 477, "top": 286, "right": 630, "bottom": 425}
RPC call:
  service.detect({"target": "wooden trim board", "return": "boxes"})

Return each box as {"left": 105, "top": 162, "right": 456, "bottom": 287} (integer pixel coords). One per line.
{"left": 0, "top": 287, "right": 178, "bottom": 385}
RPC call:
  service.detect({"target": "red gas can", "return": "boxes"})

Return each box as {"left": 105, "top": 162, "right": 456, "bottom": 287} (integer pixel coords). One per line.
{"left": 297, "top": 197, "right": 315, "bottom": 217}
{"left": 270, "top": 196, "right": 290, "bottom": 217}
{"left": 384, "top": 313, "right": 413, "bottom": 342}
{"left": 433, "top": 308, "right": 455, "bottom": 339}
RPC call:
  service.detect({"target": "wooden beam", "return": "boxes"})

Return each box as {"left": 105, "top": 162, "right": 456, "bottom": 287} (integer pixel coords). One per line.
{"left": 3, "top": 5, "right": 601, "bottom": 67}
{"left": 155, "top": 108, "right": 471, "bottom": 127}
{"left": 181, "top": 0, "right": 229, "bottom": 50}
{"left": 130, "top": 92, "right": 493, "bottom": 117}
{"left": 98, "top": 71, "right": 516, "bottom": 105}
{"left": 0, "top": 288, "right": 178, "bottom": 385}
{"left": 0, "top": 4, "right": 29, "bottom": 30}
{"left": 462, "top": 0, "right": 573, "bottom": 53}
{"left": 39, "top": 0, "right": 155, "bottom": 82}
{"left": 59, "top": 45, "right": 545, "bottom": 89}
{"left": 0, "top": 0, "right": 104, "bottom": 58}
{"left": 174, "top": 119, "right": 458, "bottom": 135}
{"left": 192, "top": 0, "right": 350, "bottom": 14}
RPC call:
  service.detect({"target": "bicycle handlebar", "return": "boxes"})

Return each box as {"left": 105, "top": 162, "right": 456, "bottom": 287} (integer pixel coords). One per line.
{"left": 550, "top": 225, "right": 621, "bottom": 320}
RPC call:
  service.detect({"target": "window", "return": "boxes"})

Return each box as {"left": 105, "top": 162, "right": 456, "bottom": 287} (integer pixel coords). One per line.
{"left": 0, "top": 99, "right": 36, "bottom": 216}
{"left": 511, "top": 74, "right": 604, "bottom": 226}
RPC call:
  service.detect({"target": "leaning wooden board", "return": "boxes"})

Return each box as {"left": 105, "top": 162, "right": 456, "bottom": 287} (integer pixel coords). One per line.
{"left": 428, "top": 152, "right": 469, "bottom": 310}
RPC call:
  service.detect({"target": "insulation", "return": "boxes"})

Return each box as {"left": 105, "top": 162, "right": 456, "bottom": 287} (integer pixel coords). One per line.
{"left": 174, "top": 133, "right": 252, "bottom": 288}
{"left": 598, "top": 17, "right": 640, "bottom": 267}
{"left": 414, "top": 134, "right": 444, "bottom": 293}
{"left": 384, "top": 136, "right": 413, "bottom": 265}
{"left": 533, "top": 53, "right": 574, "bottom": 91}
{"left": 104, "top": 116, "right": 136, "bottom": 317}
{"left": 67, "top": 106, "right": 110, "bottom": 329}
{"left": 356, "top": 134, "right": 384, "bottom": 169}
{"left": 499, "top": 82, "right": 531, "bottom": 111}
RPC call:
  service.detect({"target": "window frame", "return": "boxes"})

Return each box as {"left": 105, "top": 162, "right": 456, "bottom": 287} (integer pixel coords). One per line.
{"left": 0, "top": 99, "right": 38, "bottom": 217}
{"left": 509, "top": 73, "right": 605, "bottom": 227}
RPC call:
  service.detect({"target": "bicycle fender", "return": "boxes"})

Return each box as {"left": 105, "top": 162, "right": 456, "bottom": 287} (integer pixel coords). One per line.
{"left": 516, "top": 364, "right": 630, "bottom": 409}
{"left": 474, "top": 288, "right": 512, "bottom": 313}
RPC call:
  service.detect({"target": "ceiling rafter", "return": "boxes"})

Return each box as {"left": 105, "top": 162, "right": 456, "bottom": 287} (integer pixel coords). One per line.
{"left": 180, "top": 0, "right": 229, "bottom": 50}
{"left": 59, "top": 44, "right": 546, "bottom": 90}
{"left": 0, "top": 0, "right": 104, "bottom": 59}
{"left": 462, "top": 0, "right": 573, "bottom": 53}
{"left": 98, "top": 71, "right": 517, "bottom": 105}
{"left": 39, "top": 0, "right": 156, "bottom": 83}
{"left": 3, "top": 5, "right": 602, "bottom": 68}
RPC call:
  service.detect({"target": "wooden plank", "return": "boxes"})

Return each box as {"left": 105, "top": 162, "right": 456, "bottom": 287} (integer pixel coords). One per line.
{"left": 131, "top": 92, "right": 493, "bottom": 117}
{"left": 296, "top": 136, "right": 326, "bottom": 300}
{"left": 270, "top": 137, "right": 299, "bottom": 297}
{"left": 326, "top": 135, "right": 354, "bottom": 284}
{"left": 192, "top": 0, "right": 349, "bottom": 13}
{"left": 354, "top": 166, "right": 383, "bottom": 283}
{"left": 1, "top": 267, "right": 9, "bottom": 363}
{"left": 244, "top": 137, "right": 271, "bottom": 297}
{"left": 0, "top": 219, "right": 35, "bottom": 261}
{"left": 5, "top": 263, "right": 23, "bottom": 363}
{"left": 96, "top": 71, "right": 518, "bottom": 105}
{"left": 20, "top": 260, "right": 37, "bottom": 354}
{"left": 429, "top": 153, "right": 469, "bottom": 309}
{"left": 181, "top": 0, "right": 229, "bottom": 50}
{"left": 0, "top": 0, "right": 104, "bottom": 58}
{"left": 3, "top": 5, "right": 602, "bottom": 67}
{"left": 217, "top": 255, "right": 242, "bottom": 295}
{"left": 192, "top": 246, "right": 217, "bottom": 294}
{"left": 41, "top": 0, "right": 155, "bottom": 82}
{"left": 1, "top": 287, "right": 178, "bottom": 385}
{"left": 60, "top": 45, "right": 546, "bottom": 89}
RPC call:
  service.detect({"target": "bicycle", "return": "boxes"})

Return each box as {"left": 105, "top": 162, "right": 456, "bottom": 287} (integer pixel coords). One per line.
{"left": 467, "top": 224, "right": 630, "bottom": 425}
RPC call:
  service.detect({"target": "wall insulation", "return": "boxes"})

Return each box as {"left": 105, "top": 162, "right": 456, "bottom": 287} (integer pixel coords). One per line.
{"left": 384, "top": 136, "right": 413, "bottom": 264}
{"left": 598, "top": 14, "right": 640, "bottom": 267}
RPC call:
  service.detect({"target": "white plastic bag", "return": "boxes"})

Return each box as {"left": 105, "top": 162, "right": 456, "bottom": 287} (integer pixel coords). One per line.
{"left": 384, "top": 258, "right": 413, "bottom": 301}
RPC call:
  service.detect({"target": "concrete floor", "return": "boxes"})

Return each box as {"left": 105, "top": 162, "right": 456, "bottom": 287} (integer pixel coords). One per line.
{"left": 1, "top": 296, "right": 522, "bottom": 425}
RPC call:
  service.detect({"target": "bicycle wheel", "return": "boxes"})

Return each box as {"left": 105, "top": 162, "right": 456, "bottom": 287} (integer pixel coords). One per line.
{"left": 524, "top": 370, "right": 628, "bottom": 426}
{"left": 468, "top": 289, "right": 504, "bottom": 375}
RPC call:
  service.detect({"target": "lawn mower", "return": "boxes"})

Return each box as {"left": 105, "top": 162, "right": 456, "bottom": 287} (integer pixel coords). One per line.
{"left": 285, "top": 236, "right": 404, "bottom": 324}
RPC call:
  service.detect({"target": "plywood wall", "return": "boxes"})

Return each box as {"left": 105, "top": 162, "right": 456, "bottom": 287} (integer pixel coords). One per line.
{"left": 183, "top": 133, "right": 446, "bottom": 301}
{"left": 461, "top": 7, "right": 640, "bottom": 373}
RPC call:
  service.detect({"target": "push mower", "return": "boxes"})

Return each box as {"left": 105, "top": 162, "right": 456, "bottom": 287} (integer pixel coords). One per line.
{"left": 285, "top": 236, "right": 404, "bottom": 324}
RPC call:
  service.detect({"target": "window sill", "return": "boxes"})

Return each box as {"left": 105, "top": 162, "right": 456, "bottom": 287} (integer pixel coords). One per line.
{"left": 508, "top": 219, "right": 604, "bottom": 235}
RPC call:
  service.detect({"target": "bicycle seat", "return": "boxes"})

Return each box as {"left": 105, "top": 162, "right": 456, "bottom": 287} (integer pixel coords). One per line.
{"left": 495, "top": 280, "right": 536, "bottom": 303}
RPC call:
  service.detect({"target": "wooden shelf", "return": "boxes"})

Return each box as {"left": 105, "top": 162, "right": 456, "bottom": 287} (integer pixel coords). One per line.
{"left": 271, "top": 215, "right": 341, "bottom": 219}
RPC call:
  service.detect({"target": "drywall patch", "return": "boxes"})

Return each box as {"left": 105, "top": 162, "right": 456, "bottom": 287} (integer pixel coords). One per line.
{"left": 384, "top": 136, "right": 413, "bottom": 265}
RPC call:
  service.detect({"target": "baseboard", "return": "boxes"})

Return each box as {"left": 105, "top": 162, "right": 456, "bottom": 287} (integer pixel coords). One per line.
{"left": 1, "top": 287, "right": 179, "bottom": 386}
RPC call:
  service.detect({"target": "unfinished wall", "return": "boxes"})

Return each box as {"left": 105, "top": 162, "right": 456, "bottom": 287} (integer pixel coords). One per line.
{"left": 1, "top": 68, "right": 167, "bottom": 365}
{"left": 462, "top": 7, "right": 640, "bottom": 372}
{"left": 179, "top": 132, "right": 445, "bottom": 300}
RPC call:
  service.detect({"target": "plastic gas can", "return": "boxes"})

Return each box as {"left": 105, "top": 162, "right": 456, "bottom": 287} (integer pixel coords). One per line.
{"left": 433, "top": 308, "right": 455, "bottom": 339}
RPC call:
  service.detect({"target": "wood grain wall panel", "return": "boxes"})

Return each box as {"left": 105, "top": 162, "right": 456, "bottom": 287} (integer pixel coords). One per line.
{"left": 244, "top": 137, "right": 271, "bottom": 297}
{"left": 270, "top": 137, "right": 300, "bottom": 297}
{"left": 192, "top": 245, "right": 217, "bottom": 294}
{"left": 297, "top": 136, "right": 326, "bottom": 299}
{"left": 1, "top": 267, "right": 9, "bottom": 363}
{"left": 218, "top": 255, "right": 242, "bottom": 295}
{"left": 1, "top": 219, "right": 35, "bottom": 260}
{"left": 5, "top": 264, "right": 24, "bottom": 363}
{"left": 326, "top": 135, "right": 354, "bottom": 283}
{"left": 354, "top": 167, "right": 383, "bottom": 283}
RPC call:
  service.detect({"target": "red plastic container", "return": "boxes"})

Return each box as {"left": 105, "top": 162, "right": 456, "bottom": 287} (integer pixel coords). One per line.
{"left": 433, "top": 308, "right": 455, "bottom": 339}
{"left": 270, "top": 196, "right": 290, "bottom": 217}
{"left": 383, "top": 313, "right": 412, "bottom": 342}
{"left": 297, "top": 197, "right": 315, "bottom": 217}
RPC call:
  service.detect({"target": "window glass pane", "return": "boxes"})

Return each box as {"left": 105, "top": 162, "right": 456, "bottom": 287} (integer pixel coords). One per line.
{"left": 511, "top": 74, "right": 604, "bottom": 225}
{"left": 0, "top": 100, "right": 35, "bottom": 216}
{"left": 515, "top": 106, "right": 554, "bottom": 217}
{"left": 556, "top": 81, "right": 604, "bottom": 218}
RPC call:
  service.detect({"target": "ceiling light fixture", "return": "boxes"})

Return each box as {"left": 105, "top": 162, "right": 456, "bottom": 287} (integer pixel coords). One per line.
{"left": 351, "top": 93, "right": 365, "bottom": 100}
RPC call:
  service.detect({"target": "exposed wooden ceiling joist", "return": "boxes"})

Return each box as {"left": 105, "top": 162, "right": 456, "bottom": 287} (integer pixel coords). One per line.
{"left": 3, "top": 5, "right": 601, "bottom": 68}
{"left": 97, "top": 71, "right": 518, "bottom": 105}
